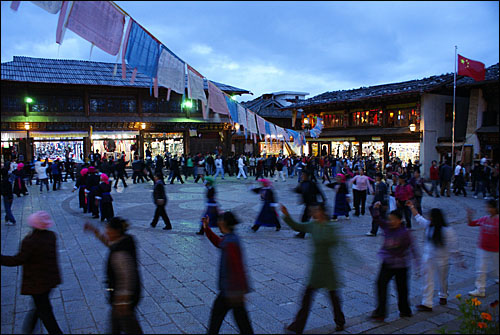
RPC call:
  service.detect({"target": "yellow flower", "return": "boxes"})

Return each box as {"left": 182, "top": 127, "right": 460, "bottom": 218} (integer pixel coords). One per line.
{"left": 456, "top": 294, "right": 462, "bottom": 299}
{"left": 481, "top": 312, "right": 492, "bottom": 321}
{"left": 477, "top": 322, "right": 487, "bottom": 329}
{"left": 475, "top": 300, "right": 482, "bottom": 306}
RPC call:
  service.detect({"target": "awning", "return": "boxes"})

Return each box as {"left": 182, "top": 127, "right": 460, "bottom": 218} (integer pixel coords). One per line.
{"left": 1, "top": 131, "right": 28, "bottom": 140}
{"left": 91, "top": 131, "right": 139, "bottom": 139}
{"left": 30, "top": 131, "right": 88, "bottom": 139}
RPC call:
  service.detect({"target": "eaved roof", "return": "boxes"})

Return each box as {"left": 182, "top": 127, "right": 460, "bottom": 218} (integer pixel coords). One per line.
{"left": 288, "top": 73, "right": 455, "bottom": 109}
{"left": 1, "top": 56, "right": 251, "bottom": 95}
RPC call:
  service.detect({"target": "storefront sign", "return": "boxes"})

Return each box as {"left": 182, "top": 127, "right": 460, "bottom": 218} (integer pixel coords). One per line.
{"left": 1, "top": 131, "right": 28, "bottom": 141}
{"left": 306, "top": 137, "right": 355, "bottom": 142}
{"left": 30, "top": 131, "right": 88, "bottom": 139}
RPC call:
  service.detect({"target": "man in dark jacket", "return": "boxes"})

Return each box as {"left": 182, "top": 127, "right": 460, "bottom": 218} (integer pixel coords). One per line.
{"left": 293, "top": 171, "right": 326, "bottom": 238}
{"left": 113, "top": 158, "right": 128, "bottom": 189}
{"left": 1, "top": 211, "right": 63, "bottom": 334}
{"left": 151, "top": 174, "right": 172, "bottom": 230}
{"left": 154, "top": 154, "right": 164, "bottom": 181}
{"left": 1, "top": 167, "right": 16, "bottom": 224}
{"left": 131, "top": 156, "right": 144, "bottom": 184}
{"left": 169, "top": 156, "right": 184, "bottom": 184}
{"left": 439, "top": 161, "right": 453, "bottom": 197}
{"left": 86, "top": 166, "right": 101, "bottom": 218}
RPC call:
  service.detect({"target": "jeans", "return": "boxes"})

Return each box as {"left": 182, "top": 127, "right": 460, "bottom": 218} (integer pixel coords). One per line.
{"left": 375, "top": 263, "right": 411, "bottom": 318}
{"left": 23, "top": 290, "right": 62, "bottom": 334}
{"left": 430, "top": 180, "right": 440, "bottom": 197}
{"left": 52, "top": 174, "right": 61, "bottom": 190}
{"left": 474, "top": 181, "right": 487, "bottom": 198}
{"left": 3, "top": 196, "right": 16, "bottom": 223}
{"left": 208, "top": 294, "right": 253, "bottom": 334}
{"left": 474, "top": 248, "right": 499, "bottom": 293}
{"left": 39, "top": 178, "right": 49, "bottom": 192}
{"left": 287, "top": 286, "right": 345, "bottom": 333}
{"left": 396, "top": 201, "right": 412, "bottom": 228}
{"left": 214, "top": 167, "right": 225, "bottom": 179}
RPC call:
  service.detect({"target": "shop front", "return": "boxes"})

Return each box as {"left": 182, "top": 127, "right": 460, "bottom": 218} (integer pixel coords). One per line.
{"left": 362, "top": 140, "right": 384, "bottom": 160}
{"left": 143, "top": 132, "right": 184, "bottom": 158}
{"left": 1, "top": 131, "right": 27, "bottom": 163}
{"left": 259, "top": 140, "right": 283, "bottom": 156}
{"left": 91, "top": 131, "right": 139, "bottom": 162}
{"left": 388, "top": 142, "right": 420, "bottom": 165}
{"left": 30, "top": 131, "right": 88, "bottom": 162}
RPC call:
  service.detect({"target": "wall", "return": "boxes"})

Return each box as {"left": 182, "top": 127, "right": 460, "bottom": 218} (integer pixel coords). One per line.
{"left": 465, "top": 88, "right": 486, "bottom": 156}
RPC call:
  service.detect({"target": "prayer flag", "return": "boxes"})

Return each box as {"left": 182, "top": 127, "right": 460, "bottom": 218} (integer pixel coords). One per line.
{"left": 187, "top": 66, "right": 207, "bottom": 119}
{"left": 225, "top": 96, "right": 239, "bottom": 124}
{"left": 256, "top": 115, "right": 266, "bottom": 136}
{"left": 208, "top": 81, "right": 229, "bottom": 115}
{"left": 237, "top": 104, "right": 248, "bottom": 129}
{"left": 246, "top": 110, "right": 258, "bottom": 134}
{"left": 31, "top": 1, "right": 62, "bottom": 14}
{"left": 458, "top": 54, "right": 485, "bottom": 82}
{"left": 157, "top": 46, "right": 185, "bottom": 95}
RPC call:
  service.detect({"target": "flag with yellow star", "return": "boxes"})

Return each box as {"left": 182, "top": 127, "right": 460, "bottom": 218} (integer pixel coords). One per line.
{"left": 458, "top": 54, "right": 485, "bottom": 81}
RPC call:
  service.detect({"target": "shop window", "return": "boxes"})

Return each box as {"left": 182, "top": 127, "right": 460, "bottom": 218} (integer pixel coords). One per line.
{"left": 90, "top": 96, "right": 136, "bottom": 113}
{"left": 387, "top": 108, "right": 417, "bottom": 127}
{"left": 350, "top": 110, "right": 383, "bottom": 126}
{"left": 31, "top": 97, "right": 49, "bottom": 113}
{"left": 66, "top": 97, "right": 84, "bottom": 113}
{"left": 142, "top": 99, "right": 158, "bottom": 113}
{"left": 1, "top": 95, "right": 23, "bottom": 112}
{"left": 90, "top": 98, "right": 106, "bottom": 113}
{"left": 322, "top": 113, "right": 344, "bottom": 128}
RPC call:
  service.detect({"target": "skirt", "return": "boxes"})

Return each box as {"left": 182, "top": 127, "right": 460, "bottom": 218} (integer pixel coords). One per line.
{"left": 334, "top": 192, "right": 350, "bottom": 217}
{"left": 255, "top": 202, "right": 280, "bottom": 227}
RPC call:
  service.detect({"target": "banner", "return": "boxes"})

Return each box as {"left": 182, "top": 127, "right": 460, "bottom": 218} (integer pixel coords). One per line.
{"left": 157, "top": 46, "right": 185, "bottom": 95}
{"left": 65, "top": 1, "right": 125, "bottom": 56}
{"left": 256, "top": 115, "right": 266, "bottom": 136}
{"left": 187, "top": 66, "right": 207, "bottom": 119}
{"left": 31, "top": 1, "right": 62, "bottom": 14}
{"left": 225, "top": 96, "right": 239, "bottom": 124}
{"left": 246, "top": 110, "right": 257, "bottom": 134}
{"left": 237, "top": 104, "right": 248, "bottom": 129}
{"left": 208, "top": 81, "right": 229, "bottom": 115}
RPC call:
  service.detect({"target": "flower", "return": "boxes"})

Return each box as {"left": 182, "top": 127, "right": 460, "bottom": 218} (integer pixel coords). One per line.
{"left": 475, "top": 300, "right": 482, "bottom": 306}
{"left": 477, "top": 322, "right": 487, "bottom": 329}
{"left": 491, "top": 300, "right": 499, "bottom": 308}
{"left": 456, "top": 294, "right": 462, "bottom": 299}
{"left": 481, "top": 312, "right": 492, "bottom": 321}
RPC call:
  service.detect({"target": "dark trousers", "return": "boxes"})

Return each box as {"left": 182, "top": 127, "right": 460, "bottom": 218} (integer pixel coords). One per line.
{"left": 151, "top": 205, "right": 172, "bottom": 228}
{"left": 170, "top": 171, "right": 184, "bottom": 184}
{"left": 288, "top": 286, "right": 345, "bottom": 334}
{"left": 52, "top": 174, "right": 61, "bottom": 190}
{"left": 111, "top": 306, "right": 143, "bottom": 334}
{"left": 353, "top": 189, "right": 367, "bottom": 215}
{"left": 88, "top": 192, "right": 99, "bottom": 217}
{"left": 370, "top": 207, "right": 386, "bottom": 235}
{"left": 114, "top": 175, "right": 127, "bottom": 188}
{"left": 63, "top": 171, "right": 74, "bottom": 182}
{"left": 208, "top": 294, "right": 253, "bottom": 334}
{"left": 375, "top": 263, "right": 411, "bottom": 317}
{"left": 132, "top": 171, "right": 144, "bottom": 183}
{"left": 414, "top": 196, "right": 423, "bottom": 215}
{"left": 396, "top": 201, "right": 412, "bottom": 228}
{"left": 39, "top": 178, "right": 49, "bottom": 192}
{"left": 194, "top": 174, "right": 204, "bottom": 183}
{"left": 296, "top": 205, "right": 311, "bottom": 238}
{"left": 23, "top": 290, "right": 62, "bottom": 334}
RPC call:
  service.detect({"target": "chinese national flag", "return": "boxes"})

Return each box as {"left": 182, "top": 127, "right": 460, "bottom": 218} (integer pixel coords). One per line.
{"left": 458, "top": 54, "right": 485, "bottom": 81}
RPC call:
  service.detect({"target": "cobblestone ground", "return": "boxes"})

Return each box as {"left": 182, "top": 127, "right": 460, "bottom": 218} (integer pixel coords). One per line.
{"left": 1, "top": 173, "right": 499, "bottom": 334}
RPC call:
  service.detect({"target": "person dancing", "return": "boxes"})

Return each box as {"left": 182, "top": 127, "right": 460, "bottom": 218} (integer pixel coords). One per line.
{"left": 251, "top": 179, "right": 281, "bottom": 232}
{"left": 196, "top": 177, "right": 220, "bottom": 235}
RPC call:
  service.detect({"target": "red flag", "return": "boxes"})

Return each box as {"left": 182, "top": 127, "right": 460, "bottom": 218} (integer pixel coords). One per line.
{"left": 458, "top": 54, "right": 485, "bottom": 81}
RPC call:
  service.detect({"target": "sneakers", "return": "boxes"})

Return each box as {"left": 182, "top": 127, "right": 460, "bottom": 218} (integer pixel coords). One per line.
{"left": 468, "top": 289, "right": 485, "bottom": 297}
{"left": 439, "top": 298, "right": 447, "bottom": 305}
{"left": 365, "top": 232, "right": 376, "bottom": 236}
{"left": 416, "top": 304, "right": 432, "bottom": 312}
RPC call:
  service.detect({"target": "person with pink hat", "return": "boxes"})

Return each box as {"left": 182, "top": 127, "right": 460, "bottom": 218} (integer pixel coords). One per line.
{"left": 85, "top": 166, "right": 101, "bottom": 218}
{"left": 13, "top": 162, "right": 29, "bottom": 197}
{"left": 1, "top": 211, "right": 63, "bottom": 334}
{"left": 95, "top": 173, "right": 114, "bottom": 222}
{"left": 326, "top": 173, "right": 351, "bottom": 221}
{"left": 73, "top": 168, "right": 89, "bottom": 213}
{"left": 250, "top": 179, "right": 281, "bottom": 232}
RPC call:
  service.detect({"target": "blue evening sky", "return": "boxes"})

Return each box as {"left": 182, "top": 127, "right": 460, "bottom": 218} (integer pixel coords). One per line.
{"left": 1, "top": 1, "right": 498, "bottom": 101}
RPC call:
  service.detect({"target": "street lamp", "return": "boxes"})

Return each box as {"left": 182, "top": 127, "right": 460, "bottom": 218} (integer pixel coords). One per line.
{"left": 25, "top": 96, "right": 34, "bottom": 116}
{"left": 141, "top": 123, "right": 146, "bottom": 130}
{"left": 181, "top": 99, "right": 193, "bottom": 109}
{"left": 25, "top": 97, "right": 33, "bottom": 104}
{"left": 234, "top": 123, "right": 240, "bottom": 131}
{"left": 24, "top": 122, "right": 30, "bottom": 130}
{"left": 409, "top": 123, "right": 416, "bottom": 132}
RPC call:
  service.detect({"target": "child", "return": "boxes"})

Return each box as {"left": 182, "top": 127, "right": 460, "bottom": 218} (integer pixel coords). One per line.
{"left": 202, "top": 213, "right": 253, "bottom": 334}
{"left": 326, "top": 174, "right": 351, "bottom": 221}
{"left": 369, "top": 202, "right": 420, "bottom": 321}
{"left": 281, "top": 203, "right": 346, "bottom": 333}
{"left": 95, "top": 173, "right": 114, "bottom": 222}
{"left": 251, "top": 179, "right": 281, "bottom": 232}
{"left": 406, "top": 201, "right": 464, "bottom": 310}
{"left": 467, "top": 200, "right": 499, "bottom": 297}
{"left": 196, "top": 177, "right": 220, "bottom": 235}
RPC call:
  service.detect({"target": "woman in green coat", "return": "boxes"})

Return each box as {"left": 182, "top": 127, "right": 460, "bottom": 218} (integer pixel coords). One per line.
{"left": 281, "top": 203, "right": 345, "bottom": 334}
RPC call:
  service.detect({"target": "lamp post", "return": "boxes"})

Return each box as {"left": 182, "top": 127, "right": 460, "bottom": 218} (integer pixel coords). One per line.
{"left": 181, "top": 99, "right": 193, "bottom": 118}
{"left": 24, "top": 96, "right": 33, "bottom": 117}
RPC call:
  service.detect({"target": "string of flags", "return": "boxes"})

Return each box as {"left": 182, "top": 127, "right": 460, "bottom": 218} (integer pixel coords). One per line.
{"left": 10, "top": 0, "right": 320, "bottom": 144}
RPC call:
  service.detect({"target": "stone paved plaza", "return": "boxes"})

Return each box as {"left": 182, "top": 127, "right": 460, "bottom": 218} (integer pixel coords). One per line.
{"left": 1, "top": 174, "right": 499, "bottom": 334}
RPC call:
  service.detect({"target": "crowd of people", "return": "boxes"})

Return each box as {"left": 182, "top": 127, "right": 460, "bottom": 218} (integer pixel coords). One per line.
{"left": 1, "top": 150, "right": 499, "bottom": 334}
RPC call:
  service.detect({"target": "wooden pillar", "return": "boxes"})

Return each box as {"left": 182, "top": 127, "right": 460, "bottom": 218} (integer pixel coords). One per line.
{"left": 84, "top": 90, "right": 89, "bottom": 117}
{"left": 184, "top": 130, "right": 190, "bottom": 155}
{"left": 383, "top": 140, "right": 389, "bottom": 167}
{"left": 358, "top": 141, "right": 363, "bottom": 158}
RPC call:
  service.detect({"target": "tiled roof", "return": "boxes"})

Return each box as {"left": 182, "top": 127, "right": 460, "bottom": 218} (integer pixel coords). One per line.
{"left": 241, "top": 95, "right": 293, "bottom": 118}
{"left": 288, "top": 73, "right": 455, "bottom": 109}
{"left": 1, "top": 56, "right": 251, "bottom": 95}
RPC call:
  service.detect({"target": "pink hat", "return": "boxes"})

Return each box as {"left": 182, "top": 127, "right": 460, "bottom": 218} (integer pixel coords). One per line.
{"left": 80, "top": 168, "right": 88, "bottom": 176}
{"left": 100, "top": 173, "right": 109, "bottom": 184}
{"left": 336, "top": 173, "right": 346, "bottom": 183}
{"left": 27, "top": 211, "right": 54, "bottom": 230}
{"left": 258, "top": 178, "right": 272, "bottom": 187}
{"left": 17, "top": 163, "right": 24, "bottom": 170}
{"left": 88, "top": 166, "right": 96, "bottom": 173}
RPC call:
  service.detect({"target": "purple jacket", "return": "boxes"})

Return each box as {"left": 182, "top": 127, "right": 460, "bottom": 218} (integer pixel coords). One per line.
{"left": 370, "top": 206, "right": 420, "bottom": 269}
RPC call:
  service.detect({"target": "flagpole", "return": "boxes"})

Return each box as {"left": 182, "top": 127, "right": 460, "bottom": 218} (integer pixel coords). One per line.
{"left": 452, "top": 45, "right": 457, "bottom": 169}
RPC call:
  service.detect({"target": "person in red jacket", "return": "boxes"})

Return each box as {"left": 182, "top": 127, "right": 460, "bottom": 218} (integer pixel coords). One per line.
{"left": 429, "top": 160, "right": 440, "bottom": 197}
{"left": 466, "top": 199, "right": 499, "bottom": 297}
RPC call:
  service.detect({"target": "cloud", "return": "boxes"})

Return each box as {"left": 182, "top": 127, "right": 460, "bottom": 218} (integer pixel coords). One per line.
{"left": 190, "top": 44, "right": 213, "bottom": 55}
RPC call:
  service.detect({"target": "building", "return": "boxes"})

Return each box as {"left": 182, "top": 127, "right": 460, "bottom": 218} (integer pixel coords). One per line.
{"left": 240, "top": 91, "right": 308, "bottom": 155}
{"left": 285, "top": 64, "right": 499, "bottom": 177}
{"left": 1, "top": 56, "right": 251, "bottom": 163}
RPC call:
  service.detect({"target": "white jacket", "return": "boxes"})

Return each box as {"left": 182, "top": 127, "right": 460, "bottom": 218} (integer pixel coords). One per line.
{"left": 215, "top": 158, "right": 223, "bottom": 169}
{"left": 415, "top": 214, "right": 461, "bottom": 260}
{"left": 238, "top": 157, "right": 245, "bottom": 169}
{"left": 35, "top": 164, "right": 48, "bottom": 179}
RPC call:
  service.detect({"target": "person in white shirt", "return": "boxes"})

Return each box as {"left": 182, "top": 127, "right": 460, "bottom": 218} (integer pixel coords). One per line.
{"left": 237, "top": 155, "right": 247, "bottom": 180}
{"left": 213, "top": 156, "right": 225, "bottom": 180}
{"left": 407, "top": 201, "right": 464, "bottom": 311}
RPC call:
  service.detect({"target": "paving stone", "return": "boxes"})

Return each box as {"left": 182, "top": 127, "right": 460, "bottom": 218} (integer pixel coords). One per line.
{"left": 143, "top": 311, "right": 172, "bottom": 327}
{"left": 399, "top": 320, "right": 437, "bottom": 334}
{"left": 427, "top": 312, "right": 458, "bottom": 325}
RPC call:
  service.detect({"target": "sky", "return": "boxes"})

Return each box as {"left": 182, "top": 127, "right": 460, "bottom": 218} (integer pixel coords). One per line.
{"left": 1, "top": 1, "right": 499, "bottom": 102}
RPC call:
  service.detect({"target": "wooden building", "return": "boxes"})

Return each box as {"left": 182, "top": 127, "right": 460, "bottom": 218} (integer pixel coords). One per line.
{"left": 1, "top": 56, "right": 251, "bottom": 163}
